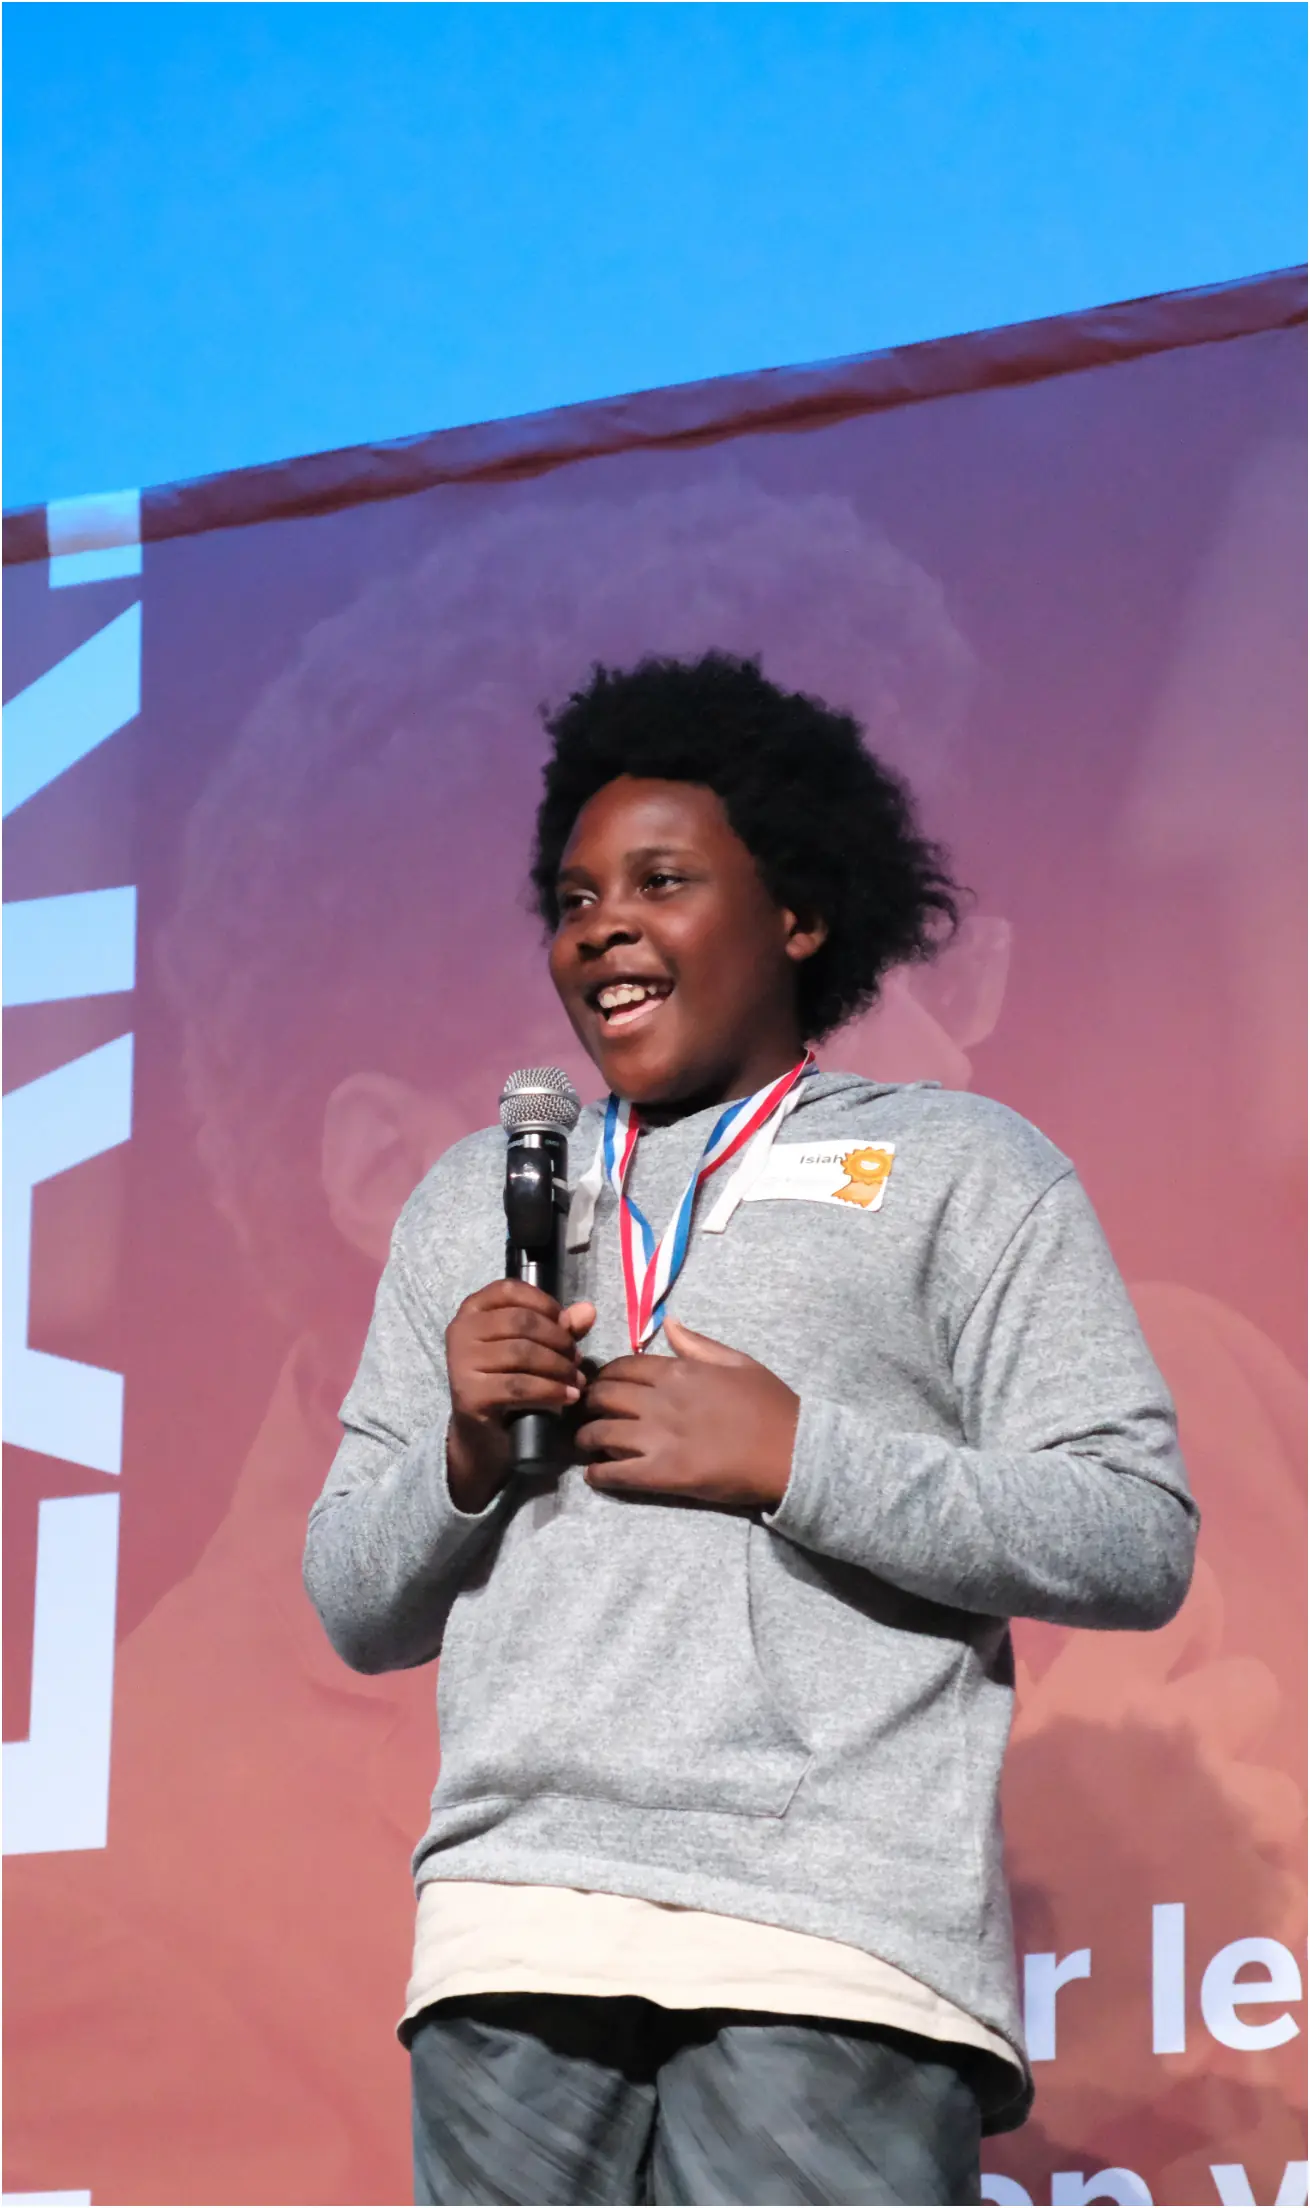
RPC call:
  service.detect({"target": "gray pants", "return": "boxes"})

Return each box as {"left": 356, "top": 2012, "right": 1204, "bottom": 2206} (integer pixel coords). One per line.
{"left": 410, "top": 1994, "right": 984, "bottom": 2206}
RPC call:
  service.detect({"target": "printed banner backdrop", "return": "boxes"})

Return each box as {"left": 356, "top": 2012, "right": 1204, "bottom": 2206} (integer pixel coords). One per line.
{"left": 3, "top": 271, "right": 1306, "bottom": 2208}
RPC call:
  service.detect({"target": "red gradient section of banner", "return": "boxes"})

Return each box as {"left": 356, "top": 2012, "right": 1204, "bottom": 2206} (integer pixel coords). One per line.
{"left": 4, "top": 285, "right": 1305, "bottom": 2207}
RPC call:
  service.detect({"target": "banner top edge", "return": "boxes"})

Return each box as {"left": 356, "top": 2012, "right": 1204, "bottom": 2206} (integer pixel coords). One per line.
{"left": 5, "top": 264, "right": 1305, "bottom": 568}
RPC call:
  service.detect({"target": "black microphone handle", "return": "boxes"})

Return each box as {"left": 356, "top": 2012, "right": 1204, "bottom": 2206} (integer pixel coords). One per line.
{"left": 504, "top": 1130, "right": 568, "bottom": 1473}
{"left": 507, "top": 1412, "right": 555, "bottom": 1473}
{"left": 506, "top": 1248, "right": 559, "bottom": 1473}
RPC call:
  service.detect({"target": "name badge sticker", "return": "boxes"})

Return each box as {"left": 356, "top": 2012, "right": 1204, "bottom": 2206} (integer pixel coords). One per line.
{"left": 743, "top": 1141, "right": 896, "bottom": 1212}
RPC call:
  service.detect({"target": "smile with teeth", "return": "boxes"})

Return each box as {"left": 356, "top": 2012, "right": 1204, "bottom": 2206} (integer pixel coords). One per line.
{"left": 593, "top": 979, "right": 673, "bottom": 1027}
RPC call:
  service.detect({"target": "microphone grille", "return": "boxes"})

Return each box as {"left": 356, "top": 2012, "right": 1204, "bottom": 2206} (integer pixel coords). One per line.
{"left": 499, "top": 1066, "right": 582, "bottom": 1136}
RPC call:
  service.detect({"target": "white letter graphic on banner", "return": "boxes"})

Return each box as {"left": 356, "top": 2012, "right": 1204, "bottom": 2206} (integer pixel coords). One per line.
{"left": 2, "top": 538, "right": 140, "bottom": 1874}
{"left": 1152, "top": 1901, "right": 1187, "bottom": 2052}
{"left": 1051, "top": 2175, "right": 1152, "bottom": 2206}
{"left": 2, "top": 2192, "right": 94, "bottom": 2204}
{"left": 1202, "top": 1938, "right": 1303, "bottom": 2051}
{"left": 1211, "top": 2164, "right": 1309, "bottom": 2207}
{"left": 4, "top": 889, "right": 137, "bottom": 1007}
{"left": 48, "top": 484, "right": 142, "bottom": 587}
{"left": 3, "top": 1496, "right": 120, "bottom": 1855}
{"left": 3, "top": 1035, "right": 133, "bottom": 1854}
{"left": 2, "top": 604, "right": 141, "bottom": 817}
{"left": 1023, "top": 1948, "right": 1091, "bottom": 2062}
{"left": 3, "top": 1037, "right": 134, "bottom": 1474}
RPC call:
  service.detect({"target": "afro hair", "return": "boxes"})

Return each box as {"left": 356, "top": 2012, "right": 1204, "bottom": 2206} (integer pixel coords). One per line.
{"left": 531, "top": 650, "right": 964, "bottom": 1043}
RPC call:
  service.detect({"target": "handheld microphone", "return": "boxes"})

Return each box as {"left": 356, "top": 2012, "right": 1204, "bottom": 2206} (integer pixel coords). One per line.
{"left": 499, "top": 1067, "right": 582, "bottom": 1472}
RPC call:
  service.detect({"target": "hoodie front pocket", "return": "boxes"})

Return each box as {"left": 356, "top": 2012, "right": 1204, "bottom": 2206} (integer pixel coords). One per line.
{"left": 434, "top": 1491, "right": 811, "bottom": 1820}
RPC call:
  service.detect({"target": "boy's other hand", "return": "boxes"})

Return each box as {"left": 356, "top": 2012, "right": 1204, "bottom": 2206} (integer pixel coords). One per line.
{"left": 445, "top": 1283, "right": 595, "bottom": 1513}
{"left": 577, "top": 1314, "right": 798, "bottom": 1511}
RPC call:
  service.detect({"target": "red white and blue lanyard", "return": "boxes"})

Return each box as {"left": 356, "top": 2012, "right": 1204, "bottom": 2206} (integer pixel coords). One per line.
{"left": 602, "top": 1052, "right": 816, "bottom": 1352}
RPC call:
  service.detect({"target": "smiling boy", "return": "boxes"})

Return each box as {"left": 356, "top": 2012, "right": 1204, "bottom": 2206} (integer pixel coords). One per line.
{"left": 305, "top": 651, "right": 1197, "bottom": 2207}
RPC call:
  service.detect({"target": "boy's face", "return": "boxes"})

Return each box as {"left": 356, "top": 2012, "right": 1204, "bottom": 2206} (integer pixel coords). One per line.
{"left": 549, "top": 776, "right": 823, "bottom": 1109}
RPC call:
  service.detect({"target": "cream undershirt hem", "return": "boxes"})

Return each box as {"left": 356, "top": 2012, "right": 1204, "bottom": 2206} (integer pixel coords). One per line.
{"left": 401, "top": 1880, "right": 1019, "bottom": 2078}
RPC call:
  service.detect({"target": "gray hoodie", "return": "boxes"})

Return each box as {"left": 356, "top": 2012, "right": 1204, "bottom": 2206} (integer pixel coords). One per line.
{"left": 304, "top": 1073, "right": 1197, "bottom": 2130}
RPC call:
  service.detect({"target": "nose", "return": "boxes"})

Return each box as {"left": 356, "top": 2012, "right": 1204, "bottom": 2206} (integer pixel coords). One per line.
{"left": 573, "top": 887, "right": 642, "bottom": 959}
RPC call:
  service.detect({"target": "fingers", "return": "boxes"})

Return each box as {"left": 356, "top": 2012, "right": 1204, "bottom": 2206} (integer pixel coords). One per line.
{"left": 589, "top": 1355, "right": 661, "bottom": 1387}
{"left": 495, "top": 1371, "right": 581, "bottom": 1409}
{"left": 576, "top": 1355, "right": 683, "bottom": 1444}
{"left": 448, "top": 1282, "right": 585, "bottom": 1420}
{"left": 580, "top": 1378, "right": 653, "bottom": 1420}
{"left": 455, "top": 1288, "right": 594, "bottom": 1359}
{"left": 585, "top": 1457, "right": 686, "bottom": 1494}
{"left": 478, "top": 1339, "right": 581, "bottom": 1387}
{"left": 473, "top": 1305, "right": 580, "bottom": 1356}
{"left": 574, "top": 1416, "right": 646, "bottom": 1460}
{"left": 462, "top": 1280, "right": 566, "bottom": 1321}
{"left": 462, "top": 1326, "right": 582, "bottom": 1410}
{"left": 661, "top": 1315, "right": 750, "bottom": 1366}
{"left": 458, "top": 1362, "right": 580, "bottom": 1412}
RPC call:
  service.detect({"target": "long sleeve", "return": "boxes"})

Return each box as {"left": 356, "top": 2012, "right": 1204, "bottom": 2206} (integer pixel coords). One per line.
{"left": 767, "top": 1169, "right": 1198, "bottom": 1629}
{"left": 303, "top": 1218, "right": 504, "bottom": 1674}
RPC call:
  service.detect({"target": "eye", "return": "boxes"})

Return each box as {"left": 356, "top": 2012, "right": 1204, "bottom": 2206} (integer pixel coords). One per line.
{"left": 556, "top": 887, "right": 594, "bottom": 917}
{"left": 642, "top": 869, "right": 684, "bottom": 894}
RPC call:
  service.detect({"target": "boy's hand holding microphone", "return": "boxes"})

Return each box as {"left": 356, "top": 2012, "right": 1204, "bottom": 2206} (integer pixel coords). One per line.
{"left": 445, "top": 1285, "right": 796, "bottom": 1517}
{"left": 445, "top": 1064, "right": 798, "bottom": 1516}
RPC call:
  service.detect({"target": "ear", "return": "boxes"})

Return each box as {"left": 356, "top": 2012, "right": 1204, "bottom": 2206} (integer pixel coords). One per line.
{"left": 320, "top": 1074, "right": 461, "bottom": 1263}
{"left": 781, "top": 905, "right": 829, "bottom": 967}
